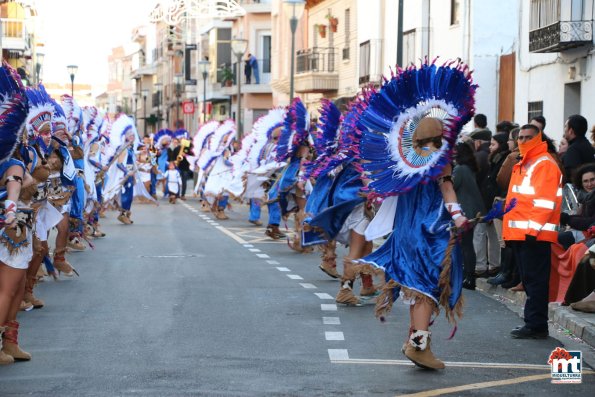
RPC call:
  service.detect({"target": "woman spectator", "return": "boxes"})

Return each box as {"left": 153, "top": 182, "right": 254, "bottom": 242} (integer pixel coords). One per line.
{"left": 453, "top": 142, "right": 486, "bottom": 290}
{"left": 558, "top": 163, "right": 595, "bottom": 249}
{"left": 559, "top": 137, "right": 569, "bottom": 161}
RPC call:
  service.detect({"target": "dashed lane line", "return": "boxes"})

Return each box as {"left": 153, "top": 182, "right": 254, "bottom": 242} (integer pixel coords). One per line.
{"left": 256, "top": 253, "right": 270, "bottom": 258}
{"left": 323, "top": 317, "right": 341, "bottom": 325}
{"left": 276, "top": 267, "right": 291, "bottom": 272}
{"left": 287, "top": 274, "right": 304, "bottom": 280}
{"left": 248, "top": 248, "right": 261, "bottom": 252}
{"left": 300, "top": 283, "right": 317, "bottom": 289}
{"left": 321, "top": 304, "right": 338, "bottom": 311}
{"left": 328, "top": 349, "right": 349, "bottom": 360}
{"left": 266, "top": 260, "right": 280, "bottom": 265}
{"left": 325, "top": 332, "right": 345, "bottom": 341}
{"left": 314, "top": 293, "right": 334, "bottom": 300}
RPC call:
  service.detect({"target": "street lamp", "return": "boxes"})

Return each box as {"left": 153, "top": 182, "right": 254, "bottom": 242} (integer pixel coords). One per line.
{"left": 67, "top": 64, "right": 78, "bottom": 97}
{"left": 174, "top": 74, "right": 184, "bottom": 129}
{"left": 133, "top": 92, "right": 140, "bottom": 123}
{"left": 141, "top": 89, "right": 149, "bottom": 137}
{"left": 154, "top": 82, "right": 163, "bottom": 130}
{"left": 198, "top": 60, "right": 210, "bottom": 124}
{"left": 283, "top": 0, "right": 305, "bottom": 102}
{"left": 231, "top": 38, "right": 248, "bottom": 140}
{"left": 35, "top": 51, "right": 45, "bottom": 85}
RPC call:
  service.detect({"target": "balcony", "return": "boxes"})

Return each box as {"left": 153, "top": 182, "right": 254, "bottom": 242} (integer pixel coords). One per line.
{"left": 220, "top": 58, "right": 273, "bottom": 96}
{"left": 529, "top": 0, "right": 594, "bottom": 53}
{"left": 294, "top": 47, "right": 338, "bottom": 93}
{"left": 239, "top": 0, "right": 272, "bottom": 13}
{"left": 530, "top": 20, "right": 593, "bottom": 52}
{"left": 1, "top": 18, "right": 27, "bottom": 51}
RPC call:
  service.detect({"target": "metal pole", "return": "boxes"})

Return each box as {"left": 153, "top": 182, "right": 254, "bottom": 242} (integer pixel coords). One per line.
{"left": 70, "top": 74, "right": 74, "bottom": 97}
{"left": 396, "top": 0, "right": 404, "bottom": 66}
{"left": 176, "top": 90, "right": 180, "bottom": 129}
{"left": 143, "top": 95, "right": 147, "bottom": 137}
{"left": 289, "top": 16, "right": 298, "bottom": 102}
{"left": 236, "top": 54, "right": 242, "bottom": 140}
{"left": 203, "top": 73, "right": 207, "bottom": 123}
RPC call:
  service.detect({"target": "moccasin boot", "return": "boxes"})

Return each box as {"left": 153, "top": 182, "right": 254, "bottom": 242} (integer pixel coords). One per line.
{"left": 360, "top": 274, "right": 377, "bottom": 296}
{"left": 24, "top": 276, "right": 44, "bottom": 309}
{"left": 0, "top": 327, "right": 14, "bottom": 365}
{"left": 404, "top": 330, "right": 445, "bottom": 370}
{"left": 67, "top": 235, "right": 86, "bottom": 251}
{"left": 319, "top": 241, "right": 340, "bottom": 279}
{"left": 2, "top": 321, "right": 30, "bottom": 361}
{"left": 53, "top": 249, "right": 79, "bottom": 277}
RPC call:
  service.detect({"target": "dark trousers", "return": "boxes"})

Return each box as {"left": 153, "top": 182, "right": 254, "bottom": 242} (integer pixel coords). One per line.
{"left": 180, "top": 170, "right": 192, "bottom": 197}
{"left": 510, "top": 240, "right": 551, "bottom": 331}
{"left": 461, "top": 228, "right": 477, "bottom": 277}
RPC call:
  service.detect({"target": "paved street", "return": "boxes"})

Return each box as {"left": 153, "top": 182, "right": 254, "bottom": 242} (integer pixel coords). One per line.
{"left": 0, "top": 199, "right": 593, "bottom": 396}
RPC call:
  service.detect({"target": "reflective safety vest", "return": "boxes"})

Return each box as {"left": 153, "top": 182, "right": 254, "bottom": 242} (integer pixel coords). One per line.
{"left": 503, "top": 141, "right": 562, "bottom": 243}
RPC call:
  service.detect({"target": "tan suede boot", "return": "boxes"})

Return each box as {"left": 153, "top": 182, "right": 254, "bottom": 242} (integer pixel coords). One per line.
{"left": 24, "top": 276, "right": 44, "bottom": 309}
{"left": 336, "top": 260, "right": 360, "bottom": 305}
{"left": 53, "top": 249, "right": 79, "bottom": 277}
{"left": 0, "top": 327, "right": 14, "bottom": 365}
{"left": 2, "top": 321, "right": 31, "bottom": 361}
{"left": 404, "top": 330, "right": 445, "bottom": 370}
{"left": 319, "top": 241, "right": 341, "bottom": 279}
{"left": 360, "top": 274, "right": 377, "bottom": 296}
{"left": 265, "top": 225, "right": 286, "bottom": 239}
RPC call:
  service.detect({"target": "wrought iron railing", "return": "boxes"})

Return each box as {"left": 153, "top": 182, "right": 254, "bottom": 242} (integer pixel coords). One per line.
{"left": 296, "top": 47, "right": 337, "bottom": 74}
{"left": 529, "top": 20, "right": 593, "bottom": 52}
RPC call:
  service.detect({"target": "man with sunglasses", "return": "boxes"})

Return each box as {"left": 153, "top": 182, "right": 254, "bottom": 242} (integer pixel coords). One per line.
{"left": 503, "top": 124, "right": 563, "bottom": 339}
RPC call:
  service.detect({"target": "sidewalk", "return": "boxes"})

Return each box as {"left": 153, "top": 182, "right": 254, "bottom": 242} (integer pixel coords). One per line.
{"left": 476, "top": 278, "right": 595, "bottom": 366}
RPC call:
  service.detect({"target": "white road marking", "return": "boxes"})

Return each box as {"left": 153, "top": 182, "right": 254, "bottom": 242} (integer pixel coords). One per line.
{"left": 276, "top": 267, "right": 290, "bottom": 272}
{"left": 321, "top": 304, "right": 337, "bottom": 311}
{"left": 314, "top": 293, "right": 334, "bottom": 300}
{"left": 300, "top": 283, "right": 317, "bottom": 289}
{"left": 287, "top": 274, "right": 303, "bottom": 280}
{"left": 214, "top": 226, "right": 247, "bottom": 244}
{"left": 323, "top": 317, "right": 341, "bottom": 325}
{"left": 266, "top": 260, "right": 280, "bottom": 265}
{"left": 325, "top": 332, "right": 344, "bottom": 341}
{"left": 248, "top": 248, "right": 261, "bottom": 252}
{"left": 256, "top": 254, "right": 270, "bottom": 258}
{"left": 330, "top": 358, "right": 552, "bottom": 370}
{"left": 328, "top": 349, "right": 349, "bottom": 361}
{"left": 211, "top": 223, "right": 220, "bottom": 226}
{"left": 243, "top": 244, "right": 254, "bottom": 248}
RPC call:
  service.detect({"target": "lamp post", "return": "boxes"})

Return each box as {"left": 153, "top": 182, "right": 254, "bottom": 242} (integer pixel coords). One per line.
{"left": 174, "top": 74, "right": 184, "bottom": 129}
{"left": 154, "top": 82, "right": 163, "bottom": 130}
{"left": 231, "top": 38, "right": 248, "bottom": 140}
{"left": 283, "top": 0, "right": 305, "bottom": 102}
{"left": 141, "top": 89, "right": 149, "bottom": 137}
{"left": 198, "top": 60, "right": 210, "bottom": 124}
{"left": 133, "top": 92, "right": 140, "bottom": 123}
{"left": 35, "top": 51, "right": 45, "bottom": 85}
{"left": 67, "top": 64, "right": 78, "bottom": 97}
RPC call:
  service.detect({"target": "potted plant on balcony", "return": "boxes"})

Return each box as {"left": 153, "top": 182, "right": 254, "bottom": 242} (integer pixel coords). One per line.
{"left": 317, "top": 24, "right": 327, "bottom": 38}
{"left": 326, "top": 14, "right": 339, "bottom": 32}
{"left": 220, "top": 67, "right": 234, "bottom": 87}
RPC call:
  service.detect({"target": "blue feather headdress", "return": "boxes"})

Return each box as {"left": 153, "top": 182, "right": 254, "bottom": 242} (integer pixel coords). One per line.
{"left": 302, "top": 99, "right": 341, "bottom": 179}
{"left": 359, "top": 59, "right": 477, "bottom": 197}
{"left": 275, "top": 98, "right": 309, "bottom": 162}
{"left": 153, "top": 129, "right": 174, "bottom": 149}
{"left": 174, "top": 128, "right": 189, "bottom": 140}
{"left": 247, "top": 107, "right": 285, "bottom": 169}
{"left": 25, "top": 84, "right": 54, "bottom": 140}
{"left": 60, "top": 95, "right": 83, "bottom": 138}
{"left": 0, "top": 61, "right": 28, "bottom": 165}
{"left": 50, "top": 98, "right": 69, "bottom": 141}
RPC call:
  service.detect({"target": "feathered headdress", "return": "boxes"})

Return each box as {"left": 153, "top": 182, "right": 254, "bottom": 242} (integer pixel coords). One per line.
{"left": 275, "top": 98, "right": 310, "bottom": 162}
{"left": 60, "top": 94, "right": 83, "bottom": 138}
{"left": 198, "top": 120, "right": 235, "bottom": 170}
{"left": 0, "top": 61, "right": 28, "bottom": 164}
{"left": 193, "top": 121, "right": 219, "bottom": 154}
{"left": 359, "top": 59, "right": 477, "bottom": 196}
{"left": 174, "top": 128, "right": 189, "bottom": 140}
{"left": 247, "top": 107, "right": 286, "bottom": 169}
{"left": 302, "top": 99, "right": 342, "bottom": 179}
{"left": 49, "top": 98, "right": 69, "bottom": 142}
{"left": 109, "top": 113, "right": 139, "bottom": 149}
{"left": 82, "top": 106, "right": 103, "bottom": 147}
{"left": 153, "top": 129, "right": 174, "bottom": 149}
{"left": 25, "top": 84, "right": 54, "bottom": 139}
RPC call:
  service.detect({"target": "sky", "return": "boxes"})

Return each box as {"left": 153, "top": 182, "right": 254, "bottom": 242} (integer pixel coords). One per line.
{"left": 35, "top": 0, "right": 156, "bottom": 96}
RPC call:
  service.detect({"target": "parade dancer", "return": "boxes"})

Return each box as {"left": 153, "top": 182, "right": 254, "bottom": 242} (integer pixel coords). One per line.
{"left": 61, "top": 95, "right": 87, "bottom": 251}
{"left": 47, "top": 99, "right": 79, "bottom": 277}
{"left": 301, "top": 99, "right": 342, "bottom": 278}
{"left": 153, "top": 128, "right": 173, "bottom": 197}
{"left": 302, "top": 94, "right": 377, "bottom": 302}
{"left": 190, "top": 121, "right": 219, "bottom": 208}
{"left": 351, "top": 60, "right": 477, "bottom": 370}
{"left": 272, "top": 98, "right": 312, "bottom": 251}
{"left": 244, "top": 108, "right": 287, "bottom": 238}
{"left": 20, "top": 85, "right": 64, "bottom": 309}
{"left": 85, "top": 113, "right": 110, "bottom": 238}
{"left": 164, "top": 162, "right": 182, "bottom": 204}
{"left": 0, "top": 62, "right": 33, "bottom": 364}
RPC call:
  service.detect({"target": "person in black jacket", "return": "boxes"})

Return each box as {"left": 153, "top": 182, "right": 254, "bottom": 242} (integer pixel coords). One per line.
{"left": 563, "top": 115, "right": 595, "bottom": 183}
{"left": 559, "top": 163, "right": 595, "bottom": 249}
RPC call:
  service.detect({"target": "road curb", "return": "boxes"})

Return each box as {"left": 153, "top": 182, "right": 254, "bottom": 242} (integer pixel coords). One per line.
{"left": 476, "top": 278, "right": 595, "bottom": 368}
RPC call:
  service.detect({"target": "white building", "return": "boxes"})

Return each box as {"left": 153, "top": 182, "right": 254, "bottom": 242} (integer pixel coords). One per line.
{"left": 515, "top": 0, "right": 594, "bottom": 142}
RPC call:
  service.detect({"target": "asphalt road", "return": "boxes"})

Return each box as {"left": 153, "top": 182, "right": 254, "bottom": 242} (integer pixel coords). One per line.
{"left": 0, "top": 198, "right": 593, "bottom": 396}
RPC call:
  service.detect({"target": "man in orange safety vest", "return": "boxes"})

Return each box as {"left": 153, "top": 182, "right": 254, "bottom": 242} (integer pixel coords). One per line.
{"left": 503, "top": 124, "right": 562, "bottom": 339}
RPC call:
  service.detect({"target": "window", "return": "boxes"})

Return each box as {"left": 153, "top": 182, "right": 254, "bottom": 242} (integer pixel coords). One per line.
{"left": 403, "top": 29, "right": 416, "bottom": 66}
{"left": 262, "top": 35, "right": 271, "bottom": 73}
{"left": 343, "top": 8, "right": 351, "bottom": 60}
{"left": 359, "top": 41, "right": 370, "bottom": 84}
{"left": 450, "top": 0, "right": 460, "bottom": 25}
{"left": 527, "top": 101, "right": 544, "bottom": 121}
